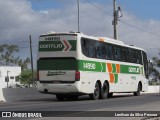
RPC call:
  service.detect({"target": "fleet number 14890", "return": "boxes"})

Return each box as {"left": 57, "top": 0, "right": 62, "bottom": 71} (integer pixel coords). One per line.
{"left": 83, "top": 62, "right": 96, "bottom": 70}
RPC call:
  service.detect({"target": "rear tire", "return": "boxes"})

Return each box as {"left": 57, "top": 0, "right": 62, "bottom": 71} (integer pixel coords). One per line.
{"left": 89, "top": 82, "right": 100, "bottom": 100}
{"left": 108, "top": 93, "right": 113, "bottom": 98}
{"left": 66, "top": 95, "right": 79, "bottom": 101}
{"left": 100, "top": 82, "right": 109, "bottom": 99}
{"left": 133, "top": 83, "right": 141, "bottom": 96}
{"left": 56, "top": 94, "right": 65, "bottom": 101}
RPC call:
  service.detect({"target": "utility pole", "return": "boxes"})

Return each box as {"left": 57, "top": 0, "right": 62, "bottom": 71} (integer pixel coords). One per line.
{"left": 77, "top": 0, "right": 80, "bottom": 32}
{"left": 29, "top": 35, "right": 34, "bottom": 87}
{"left": 6, "top": 70, "right": 10, "bottom": 88}
{"left": 113, "top": 0, "right": 118, "bottom": 40}
{"left": 112, "top": 0, "right": 123, "bottom": 40}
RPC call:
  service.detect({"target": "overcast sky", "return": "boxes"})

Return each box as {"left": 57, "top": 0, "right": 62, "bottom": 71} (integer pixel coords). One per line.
{"left": 0, "top": 0, "right": 160, "bottom": 61}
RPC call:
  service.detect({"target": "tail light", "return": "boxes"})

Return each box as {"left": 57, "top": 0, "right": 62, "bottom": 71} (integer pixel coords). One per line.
{"left": 75, "top": 71, "right": 80, "bottom": 81}
{"left": 37, "top": 71, "right": 39, "bottom": 81}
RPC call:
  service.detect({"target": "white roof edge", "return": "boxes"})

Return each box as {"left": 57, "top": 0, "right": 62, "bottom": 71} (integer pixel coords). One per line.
{"left": 40, "top": 32, "right": 145, "bottom": 51}
{"left": 79, "top": 34, "right": 145, "bottom": 51}
{"left": 41, "top": 31, "right": 84, "bottom": 36}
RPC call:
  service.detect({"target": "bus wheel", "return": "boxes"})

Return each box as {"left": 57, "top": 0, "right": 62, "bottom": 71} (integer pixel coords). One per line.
{"left": 89, "top": 82, "right": 100, "bottom": 100}
{"left": 66, "top": 95, "right": 79, "bottom": 101}
{"left": 108, "top": 93, "right": 113, "bottom": 98}
{"left": 56, "top": 94, "right": 65, "bottom": 101}
{"left": 100, "top": 82, "right": 109, "bottom": 99}
{"left": 133, "top": 83, "right": 141, "bottom": 96}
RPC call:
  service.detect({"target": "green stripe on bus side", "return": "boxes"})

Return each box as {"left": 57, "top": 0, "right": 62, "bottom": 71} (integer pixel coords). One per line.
{"left": 114, "top": 74, "right": 118, "bottom": 83}
{"left": 78, "top": 60, "right": 141, "bottom": 74}
{"left": 120, "top": 65, "right": 140, "bottom": 74}
{"left": 112, "top": 64, "right": 116, "bottom": 73}
{"left": 78, "top": 60, "right": 106, "bottom": 72}
{"left": 37, "top": 59, "right": 143, "bottom": 75}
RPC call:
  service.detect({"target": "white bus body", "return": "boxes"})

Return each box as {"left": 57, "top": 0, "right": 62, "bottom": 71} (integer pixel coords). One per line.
{"left": 37, "top": 32, "right": 148, "bottom": 100}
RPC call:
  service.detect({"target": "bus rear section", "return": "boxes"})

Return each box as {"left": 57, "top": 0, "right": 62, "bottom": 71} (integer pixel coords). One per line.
{"left": 37, "top": 58, "right": 77, "bottom": 83}
{"left": 37, "top": 33, "right": 82, "bottom": 99}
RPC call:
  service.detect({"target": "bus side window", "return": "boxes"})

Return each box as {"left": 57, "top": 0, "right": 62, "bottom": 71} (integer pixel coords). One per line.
{"left": 101, "top": 43, "right": 107, "bottom": 59}
{"left": 129, "top": 49, "right": 135, "bottom": 63}
{"left": 121, "top": 47, "right": 127, "bottom": 62}
{"left": 96, "top": 42, "right": 104, "bottom": 59}
{"left": 136, "top": 50, "right": 142, "bottom": 64}
{"left": 132, "top": 50, "right": 137, "bottom": 63}
{"left": 81, "top": 38, "right": 96, "bottom": 58}
{"left": 88, "top": 39, "right": 96, "bottom": 58}
{"left": 106, "top": 44, "right": 113, "bottom": 60}
{"left": 81, "top": 38, "right": 88, "bottom": 56}
{"left": 126, "top": 48, "right": 130, "bottom": 62}
{"left": 114, "top": 46, "right": 121, "bottom": 61}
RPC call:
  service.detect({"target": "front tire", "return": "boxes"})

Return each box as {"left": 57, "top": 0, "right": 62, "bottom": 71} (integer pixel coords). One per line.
{"left": 66, "top": 95, "right": 79, "bottom": 101}
{"left": 133, "top": 83, "right": 141, "bottom": 96}
{"left": 56, "top": 94, "right": 65, "bottom": 101}
{"left": 89, "top": 82, "right": 100, "bottom": 100}
{"left": 108, "top": 93, "right": 113, "bottom": 98}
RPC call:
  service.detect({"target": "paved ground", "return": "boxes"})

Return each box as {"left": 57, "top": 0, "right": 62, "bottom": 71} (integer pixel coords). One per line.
{"left": 0, "top": 93, "right": 160, "bottom": 120}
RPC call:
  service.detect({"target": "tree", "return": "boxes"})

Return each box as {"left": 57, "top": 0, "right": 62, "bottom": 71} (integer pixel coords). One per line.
{"left": 152, "top": 57, "right": 160, "bottom": 67}
{"left": 0, "top": 44, "right": 33, "bottom": 87}
{"left": 0, "top": 44, "right": 30, "bottom": 70}
{"left": 149, "top": 57, "right": 160, "bottom": 85}
{"left": 18, "top": 58, "right": 31, "bottom": 71}
{"left": 18, "top": 69, "right": 36, "bottom": 87}
{"left": 0, "top": 44, "right": 19, "bottom": 65}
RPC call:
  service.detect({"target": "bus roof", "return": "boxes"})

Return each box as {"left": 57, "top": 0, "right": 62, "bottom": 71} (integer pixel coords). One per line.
{"left": 40, "top": 31, "right": 145, "bottom": 52}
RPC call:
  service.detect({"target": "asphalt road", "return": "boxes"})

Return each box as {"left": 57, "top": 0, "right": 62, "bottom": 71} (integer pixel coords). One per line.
{"left": 0, "top": 93, "right": 160, "bottom": 120}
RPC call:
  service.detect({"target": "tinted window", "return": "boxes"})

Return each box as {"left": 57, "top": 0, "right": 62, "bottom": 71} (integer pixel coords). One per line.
{"left": 121, "top": 47, "right": 127, "bottom": 62}
{"left": 106, "top": 44, "right": 114, "bottom": 60}
{"left": 95, "top": 41, "right": 107, "bottom": 59}
{"left": 114, "top": 46, "right": 121, "bottom": 61}
{"left": 81, "top": 38, "right": 96, "bottom": 58}
{"left": 136, "top": 50, "right": 142, "bottom": 64}
{"left": 81, "top": 37, "right": 145, "bottom": 65}
{"left": 128, "top": 49, "right": 135, "bottom": 63}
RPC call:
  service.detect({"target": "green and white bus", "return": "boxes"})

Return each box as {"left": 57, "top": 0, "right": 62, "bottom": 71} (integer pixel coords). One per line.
{"left": 37, "top": 32, "right": 148, "bottom": 100}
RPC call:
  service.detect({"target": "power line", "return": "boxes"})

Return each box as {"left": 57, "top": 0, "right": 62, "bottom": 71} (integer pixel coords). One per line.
{"left": 19, "top": 46, "right": 37, "bottom": 49}
{"left": 118, "top": 19, "right": 160, "bottom": 37}
{"left": 85, "top": 0, "right": 160, "bottom": 38}
{"left": 85, "top": 0, "right": 113, "bottom": 17}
